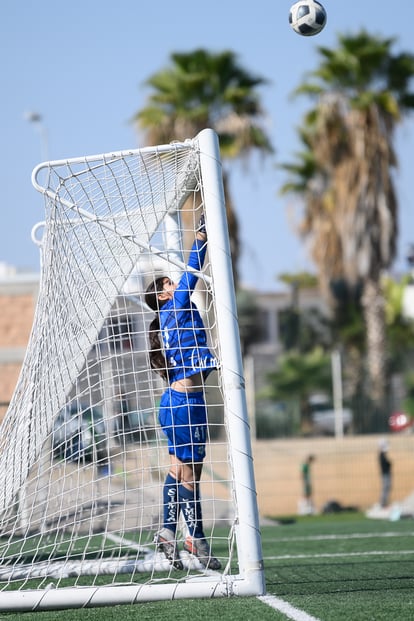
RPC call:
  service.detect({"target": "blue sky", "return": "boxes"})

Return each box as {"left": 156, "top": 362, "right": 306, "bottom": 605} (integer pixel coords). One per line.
{"left": 1, "top": 0, "right": 413, "bottom": 291}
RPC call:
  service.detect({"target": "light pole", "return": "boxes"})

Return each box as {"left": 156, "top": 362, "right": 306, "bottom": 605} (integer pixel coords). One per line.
{"left": 25, "top": 111, "right": 49, "bottom": 162}
{"left": 402, "top": 243, "right": 414, "bottom": 320}
{"left": 407, "top": 244, "right": 414, "bottom": 280}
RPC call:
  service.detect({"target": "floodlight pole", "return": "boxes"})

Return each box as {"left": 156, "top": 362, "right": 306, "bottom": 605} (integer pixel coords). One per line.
{"left": 25, "top": 111, "right": 49, "bottom": 162}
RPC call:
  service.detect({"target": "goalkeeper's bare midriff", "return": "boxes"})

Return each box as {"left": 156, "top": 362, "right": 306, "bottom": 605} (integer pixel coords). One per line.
{"left": 171, "top": 372, "right": 204, "bottom": 393}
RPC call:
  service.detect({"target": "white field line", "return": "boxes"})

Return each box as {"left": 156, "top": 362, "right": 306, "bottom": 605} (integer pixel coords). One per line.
{"left": 258, "top": 594, "right": 321, "bottom": 621}
{"left": 105, "top": 532, "right": 152, "bottom": 553}
{"left": 261, "top": 531, "right": 414, "bottom": 560}
{"left": 261, "top": 531, "right": 410, "bottom": 542}
{"left": 258, "top": 531, "right": 413, "bottom": 619}
{"left": 266, "top": 549, "right": 414, "bottom": 560}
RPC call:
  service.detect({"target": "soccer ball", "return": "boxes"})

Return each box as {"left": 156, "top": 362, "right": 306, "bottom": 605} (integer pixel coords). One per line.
{"left": 289, "top": 0, "right": 327, "bottom": 36}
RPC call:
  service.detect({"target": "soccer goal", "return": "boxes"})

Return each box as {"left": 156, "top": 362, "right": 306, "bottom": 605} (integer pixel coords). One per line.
{"left": 0, "top": 129, "right": 264, "bottom": 612}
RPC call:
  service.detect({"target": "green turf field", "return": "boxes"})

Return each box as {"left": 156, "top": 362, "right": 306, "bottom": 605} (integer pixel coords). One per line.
{"left": 2, "top": 513, "right": 414, "bottom": 620}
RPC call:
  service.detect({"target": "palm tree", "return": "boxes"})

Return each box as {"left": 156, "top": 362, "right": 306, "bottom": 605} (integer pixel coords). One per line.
{"left": 283, "top": 30, "right": 414, "bottom": 408}
{"left": 263, "top": 347, "right": 333, "bottom": 434}
{"left": 280, "top": 131, "right": 366, "bottom": 406}
{"left": 133, "top": 49, "right": 273, "bottom": 285}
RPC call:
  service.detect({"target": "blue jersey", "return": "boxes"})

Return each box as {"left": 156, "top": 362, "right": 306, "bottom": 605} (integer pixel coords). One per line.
{"left": 159, "top": 239, "right": 217, "bottom": 383}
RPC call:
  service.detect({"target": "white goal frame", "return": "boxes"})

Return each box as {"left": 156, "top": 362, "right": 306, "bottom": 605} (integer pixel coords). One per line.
{"left": 0, "top": 129, "right": 264, "bottom": 611}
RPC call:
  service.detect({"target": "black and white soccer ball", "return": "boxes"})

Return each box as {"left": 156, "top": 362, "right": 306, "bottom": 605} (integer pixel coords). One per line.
{"left": 289, "top": 0, "right": 327, "bottom": 36}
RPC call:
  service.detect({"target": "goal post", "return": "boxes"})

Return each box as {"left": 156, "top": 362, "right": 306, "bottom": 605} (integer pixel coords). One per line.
{"left": 197, "top": 130, "right": 264, "bottom": 578}
{"left": 0, "top": 128, "right": 265, "bottom": 611}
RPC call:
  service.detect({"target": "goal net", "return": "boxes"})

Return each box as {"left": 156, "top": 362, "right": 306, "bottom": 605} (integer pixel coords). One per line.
{"left": 0, "top": 129, "right": 264, "bottom": 612}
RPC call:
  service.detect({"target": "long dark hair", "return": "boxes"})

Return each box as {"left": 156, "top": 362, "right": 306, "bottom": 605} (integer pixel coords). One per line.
{"left": 145, "top": 277, "right": 169, "bottom": 381}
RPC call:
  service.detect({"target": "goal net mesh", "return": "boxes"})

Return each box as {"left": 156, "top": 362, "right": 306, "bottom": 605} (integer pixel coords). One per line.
{"left": 0, "top": 132, "right": 262, "bottom": 610}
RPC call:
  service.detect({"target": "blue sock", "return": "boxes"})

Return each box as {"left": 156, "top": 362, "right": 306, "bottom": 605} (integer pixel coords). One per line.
{"left": 163, "top": 473, "right": 179, "bottom": 534}
{"left": 179, "top": 483, "right": 204, "bottom": 539}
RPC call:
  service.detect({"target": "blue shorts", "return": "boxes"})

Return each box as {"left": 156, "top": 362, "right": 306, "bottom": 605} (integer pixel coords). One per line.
{"left": 158, "top": 389, "right": 207, "bottom": 463}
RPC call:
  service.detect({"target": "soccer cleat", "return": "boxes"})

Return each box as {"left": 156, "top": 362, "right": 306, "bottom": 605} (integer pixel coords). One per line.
{"left": 154, "top": 528, "right": 183, "bottom": 570}
{"left": 184, "top": 536, "right": 221, "bottom": 570}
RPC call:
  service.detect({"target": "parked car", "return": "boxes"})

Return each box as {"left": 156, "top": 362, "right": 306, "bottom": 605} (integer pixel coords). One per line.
{"left": 308, "top": 394, "right": 353, "bottom": 435}
{"left": 52, "top": 404, "right": 109, "bottom": 466}
{"left": 113, "top": 407, "right": 155, "bottom": 444}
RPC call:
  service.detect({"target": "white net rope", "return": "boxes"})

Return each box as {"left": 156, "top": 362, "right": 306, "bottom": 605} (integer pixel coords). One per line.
{"left": 0, "top": 138, "right": 236, "bottom": 597}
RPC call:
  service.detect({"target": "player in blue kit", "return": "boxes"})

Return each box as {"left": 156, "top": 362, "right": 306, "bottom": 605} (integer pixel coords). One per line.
{"left": 145, "top": 214, "right": 221, "bottom": 571}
